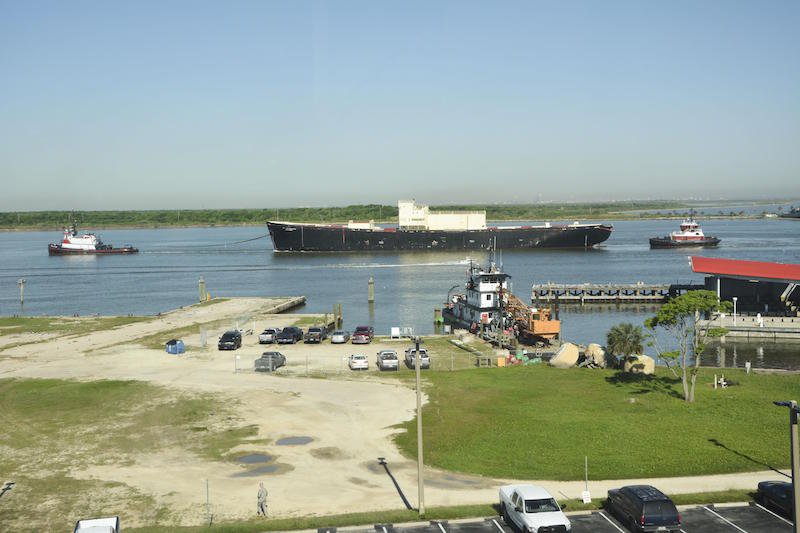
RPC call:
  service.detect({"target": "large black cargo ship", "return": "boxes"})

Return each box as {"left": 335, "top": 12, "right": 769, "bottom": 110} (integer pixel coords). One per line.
{"left": 267, "top": 200, "right": 612, "bottom": 252}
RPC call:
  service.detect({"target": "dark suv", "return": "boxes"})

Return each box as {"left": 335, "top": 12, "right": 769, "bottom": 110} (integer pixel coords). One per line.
{"left": 217, "top": 330, "right": 242, "bottom": 350}
{"left": 276, "top": 326, "right": 303, "bottom": 344}
{"left": 606, "top": 485, "right": 680, "bottom": 532}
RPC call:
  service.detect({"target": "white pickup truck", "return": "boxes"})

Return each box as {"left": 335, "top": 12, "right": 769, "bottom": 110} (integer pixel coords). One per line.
{"left": 499, "top": 484, "right": 571, "bottom": 533}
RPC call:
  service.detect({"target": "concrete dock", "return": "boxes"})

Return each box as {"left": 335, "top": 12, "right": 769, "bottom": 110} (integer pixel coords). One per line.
{"left": 532, "top": 282, "right": 704, "bottom": 304}
{"left": 697, "top": 314, "right": 800, "bottom": 339}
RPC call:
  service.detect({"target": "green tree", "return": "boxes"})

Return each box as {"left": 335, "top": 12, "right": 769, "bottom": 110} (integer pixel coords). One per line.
{"left": 606, "top": 322, "right": 645, "bottom": 365}
{"left": 645, "top": 290, "right": 730, "bottom": 403}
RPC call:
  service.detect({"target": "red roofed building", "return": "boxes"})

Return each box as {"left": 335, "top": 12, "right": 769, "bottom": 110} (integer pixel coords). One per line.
{"left": 690, "top": 256, "right": 800, "bottom": 316}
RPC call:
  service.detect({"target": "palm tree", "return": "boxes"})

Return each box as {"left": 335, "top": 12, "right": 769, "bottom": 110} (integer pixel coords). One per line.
{"left": 606, "top": 322, "right": 644, "bottom": 362}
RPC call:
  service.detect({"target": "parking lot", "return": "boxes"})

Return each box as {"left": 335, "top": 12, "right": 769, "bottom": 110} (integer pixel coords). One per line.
{"left": 319, "top": 503, "right": 793, "bottom": 533}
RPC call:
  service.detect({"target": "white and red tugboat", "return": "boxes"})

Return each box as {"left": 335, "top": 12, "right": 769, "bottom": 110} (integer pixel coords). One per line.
{"left": 48, "top": 224, "right": 138, "bottom": 255}
{"left": 649, "top": 213, "right": 720, "bottom": 248}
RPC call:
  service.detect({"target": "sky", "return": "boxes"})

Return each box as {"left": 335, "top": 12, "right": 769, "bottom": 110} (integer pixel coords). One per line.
{"left": 1, "top": 0, "right": 799, "bottom": 210}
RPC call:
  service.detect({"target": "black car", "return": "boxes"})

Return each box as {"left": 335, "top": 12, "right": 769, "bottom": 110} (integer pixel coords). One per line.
{"left": 276, "top": 326, "right": 303, "bottom": 344}
{"left": 254, "top": 351, "right": 286, "bottom": 371}
{"left": 606, "top": 485, "right": 680, "bottom": 532}
{"left": 757, "top": 480, "right": 793, "bottom": 517}
{"left": 217, "top": 330, "right": 242, "bottom": 350}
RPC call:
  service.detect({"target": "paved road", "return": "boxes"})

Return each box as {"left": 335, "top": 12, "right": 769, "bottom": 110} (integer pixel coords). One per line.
{"left": 319, "top": 503, "right": 793, "bottom": 533}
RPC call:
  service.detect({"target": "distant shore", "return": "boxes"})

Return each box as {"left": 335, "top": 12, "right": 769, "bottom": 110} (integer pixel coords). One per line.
{"left": 0, "top": 200, "right": 789, "bottom": 231}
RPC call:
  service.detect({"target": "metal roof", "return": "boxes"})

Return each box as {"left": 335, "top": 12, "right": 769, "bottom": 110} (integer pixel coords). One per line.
{"left": 691, "top": 256, "right": 800, "bottom": 283}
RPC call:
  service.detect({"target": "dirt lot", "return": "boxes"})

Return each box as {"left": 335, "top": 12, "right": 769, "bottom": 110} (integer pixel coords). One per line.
{"left": 0, "top": 298, "right": 499, "bottom": 527}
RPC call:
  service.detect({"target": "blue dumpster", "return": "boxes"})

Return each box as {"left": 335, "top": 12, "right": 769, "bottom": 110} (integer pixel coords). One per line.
{"left": 165, "top": 339, "right": 185, "bottom": 354}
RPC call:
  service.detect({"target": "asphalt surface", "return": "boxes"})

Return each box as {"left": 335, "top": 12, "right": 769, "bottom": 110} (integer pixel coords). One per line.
{"left": 317, "top": 503, "right": 794, "bottom": 533}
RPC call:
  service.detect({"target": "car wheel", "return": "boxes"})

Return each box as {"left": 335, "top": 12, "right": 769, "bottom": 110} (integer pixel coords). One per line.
{"left": 501, "top": 503, "right": 508, "bottom": 523}
{"left": 628, "top": 516, "right": 639, "bottom": 532}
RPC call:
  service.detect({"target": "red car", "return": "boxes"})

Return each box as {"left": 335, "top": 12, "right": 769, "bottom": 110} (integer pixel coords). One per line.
{"left": 351, "top": 325, "right": 374, "bottom": 344}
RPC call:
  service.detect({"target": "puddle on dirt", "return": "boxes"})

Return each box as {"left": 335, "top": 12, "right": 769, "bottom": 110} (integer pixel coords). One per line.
{"left": 276, "top": 436, "right": 313, "bottom": 446}
{"left": 237, "top": 454, "right": 273, "bottom": 464}
{"left": 232, "top": 464, "right": 280, "bottom": 477}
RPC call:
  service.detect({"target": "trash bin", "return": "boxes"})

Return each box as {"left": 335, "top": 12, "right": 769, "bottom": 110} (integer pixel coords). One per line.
{"left": 165, "top": 339, "right": 185, "bottom": 354}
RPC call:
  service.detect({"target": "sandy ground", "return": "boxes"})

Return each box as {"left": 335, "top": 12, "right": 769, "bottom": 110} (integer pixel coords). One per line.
{"left": 0, "top": 297, "right": 785, "bottom": 526}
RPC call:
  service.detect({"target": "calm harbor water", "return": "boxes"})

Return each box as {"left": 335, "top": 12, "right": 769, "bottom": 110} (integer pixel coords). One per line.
{"left": 1, "top": 218, "right": 798, "bottom": 369}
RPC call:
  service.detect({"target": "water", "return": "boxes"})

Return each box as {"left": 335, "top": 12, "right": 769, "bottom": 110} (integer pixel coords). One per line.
{"left": 1, "top": 219, "right": 798, "bottom": 368}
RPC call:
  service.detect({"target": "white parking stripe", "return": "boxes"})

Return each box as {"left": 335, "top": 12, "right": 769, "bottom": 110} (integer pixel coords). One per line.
{"left": 597, "top": 511, "right": 625, "bottom": 532}
{"left": 436, "top": 521, "right": 447, "bottom": 533}
{"left": 754, "top": 503, "right": 794, "bottom": 526}
{"left": 490, "top": 518, "right": 506, "bottom": 532}
{"left": 702, "top": 506, "right": 749, "bottom": 533}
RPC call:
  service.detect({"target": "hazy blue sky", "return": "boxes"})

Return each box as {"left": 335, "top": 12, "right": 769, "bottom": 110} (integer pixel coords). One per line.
{"left": 1, "top": 1, "right": 798, "bottom": 210}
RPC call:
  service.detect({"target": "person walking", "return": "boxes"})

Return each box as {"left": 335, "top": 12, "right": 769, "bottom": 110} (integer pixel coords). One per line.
{"left": 257, "top": 482, "right": 268, "bottom": 517}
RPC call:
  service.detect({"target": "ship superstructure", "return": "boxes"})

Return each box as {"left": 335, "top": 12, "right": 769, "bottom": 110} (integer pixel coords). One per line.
{"left": 649, "top": 214, "right": 720, "bottom": 248}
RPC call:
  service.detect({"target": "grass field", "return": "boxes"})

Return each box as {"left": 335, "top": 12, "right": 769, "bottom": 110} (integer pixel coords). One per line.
{"left": 0, "top": 378, "right": 261, "bottom": 530}
{"left": 395, "top": 365, "right": 798, "bottom": 480}
{"left": 0, "top": 315, "right": 151, "bottom": 337}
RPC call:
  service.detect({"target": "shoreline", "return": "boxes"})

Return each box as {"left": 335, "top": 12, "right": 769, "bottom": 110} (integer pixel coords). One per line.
{"left": 0, "top": 213, "right": 784, "bottom": 232}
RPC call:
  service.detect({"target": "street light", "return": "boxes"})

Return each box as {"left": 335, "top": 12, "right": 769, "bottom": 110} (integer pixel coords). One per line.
{"left": 413, "top": 335, "right": 425, "bottom": 516}
{"left": 732, "top": 297, "right": 738, "bottom": 326}
{"left": 773, "top": 400, "right": 800, "bottom": 532}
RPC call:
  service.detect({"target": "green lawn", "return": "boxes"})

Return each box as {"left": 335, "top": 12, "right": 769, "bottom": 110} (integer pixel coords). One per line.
{"left": 0, "top": 315, "right": 151, "bottom": 336}
{"left": 395, "top": 365, "right": 799, "bottom": 480}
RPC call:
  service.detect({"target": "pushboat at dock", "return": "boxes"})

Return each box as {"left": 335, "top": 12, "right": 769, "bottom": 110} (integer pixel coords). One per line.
{"left": 267, "top": 199, "right": 613, "bottom": 252}
{"left": 649, "top": 214, "right": 720, "bottom": 248}
{"left": 443, "top": 257, "right": 561, "bottom": 347}
{"left": 48, "top": 225, "right": 138, "bottom": 255}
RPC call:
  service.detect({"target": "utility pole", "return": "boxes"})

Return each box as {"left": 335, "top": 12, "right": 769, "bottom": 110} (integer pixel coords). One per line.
{"left": 774, "top": 400, "right": 800, "bottom": 533}
{"left": 415, "top": 335, "right": 425, "bottom": 516}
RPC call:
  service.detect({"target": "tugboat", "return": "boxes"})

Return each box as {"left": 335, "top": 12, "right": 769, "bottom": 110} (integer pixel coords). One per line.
{"left": 442, "top": 257, "right": 560, "bottom": 346}
{"left": 649, "top": 213, "right": 720, "bottom": 248}
{"left": 48, "top": 224, "right": 138, "bottom": 255}
{"left": 779, "top": 206, "right": 800, "bottom": 219}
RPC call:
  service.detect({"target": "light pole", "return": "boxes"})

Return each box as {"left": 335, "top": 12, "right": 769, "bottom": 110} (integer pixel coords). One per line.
{"left": 732, "top": 297, "right": 738, "bottom": 326}
{"left": 773, "top": 400, "right": 800, "bottom": 532}
{"left": 414, "top": 335, "right": 425, "bottom": 516}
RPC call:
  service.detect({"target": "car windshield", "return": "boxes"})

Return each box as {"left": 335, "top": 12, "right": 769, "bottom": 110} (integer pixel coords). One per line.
{"left": 333, "top": 331, "right": 345, "bottom": 335}
{"left": 353, "top": 355, "right": 366, "bottom": 360}
{"left": 355, "top": 327, "right": 370, "bottom": 332}
{"left": 309, "top": 328, "right": 321, "bottom": 332}
{"left": 221, "top": 333, "right": 237, "bottom": 340}
{"left": 381, "top": 353, "right": 397, "bottom": 359}
{"left": 525, "top": 498, "right": 559, "bottom": 513}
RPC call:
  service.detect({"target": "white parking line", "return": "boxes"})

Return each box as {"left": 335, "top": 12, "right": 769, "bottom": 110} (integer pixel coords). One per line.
{"left": 702, "top": 506, "right": 749, "bottom": 533}
{"left": 597, "top": 511, "right": 625, "bottom": 532}
{"left": 435, "top": 521, "right": 447, "bottom": 533}
{"left": 754, "top": 503, "right": 794, "bottom": 526}
{"left": 490, "top": 518, "right": 506, "bottom": 532}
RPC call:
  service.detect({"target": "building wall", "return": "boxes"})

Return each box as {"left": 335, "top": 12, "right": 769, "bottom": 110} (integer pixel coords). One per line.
{"left": 706, "top": 276, "right": 797, "bottom": 315}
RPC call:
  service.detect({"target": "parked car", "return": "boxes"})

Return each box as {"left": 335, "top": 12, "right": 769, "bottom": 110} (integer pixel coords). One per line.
{"left": 348, "top": 354, "right": 369, "bottom": 370}
{"left": 276, "top": 326, "right": 303, "bottom": 344}
{"left": 218, "top": 330, "right": 242, "bottom": 350}
{"left": 304, "top": 326, "right": 327, "bottom": 343}
{"left": 74, "top": 516, "right": 120, "bottom": 533}
{"left": 606, "top": 485, "right": 681, "bottom": 533}
{"left": 376, "top": 350, "right": 399, "bottom": 371}
{"left": 258, "top": 327, "right": 281, "bottom": 344}
{"left": 254, "top": 351, "right": 286, "bottom": 371}
{"left": 404, "top": 347, "right": 430, "bottom": 369}
{"left": 757, "top": 480, "right": 793, "bottom": 517}
{"left": 499, "top": 484, "right": 571, "bottom": 532}
{"left": 330, "top": 330, "right": 350, "bottom": 344}
{"left": 352, "top": 325, "right": 374, "bottom": 344}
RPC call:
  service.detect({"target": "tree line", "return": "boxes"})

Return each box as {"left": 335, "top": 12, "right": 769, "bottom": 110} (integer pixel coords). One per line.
{"left": 0, "top": 201, "right": 687, "bottom": 229}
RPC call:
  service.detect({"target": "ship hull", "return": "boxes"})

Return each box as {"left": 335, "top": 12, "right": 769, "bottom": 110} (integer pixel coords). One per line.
{"left": 48, "top": 244, "right": 139, "bottom": 255}
{"left": 649, "top": 237, "right": 720, "bottom": 248}
{"left": 267, "top": 222, "right": 613, "bottom": 252}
